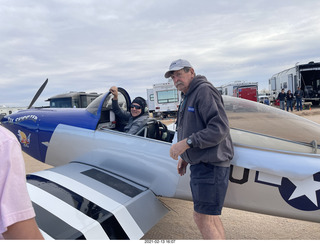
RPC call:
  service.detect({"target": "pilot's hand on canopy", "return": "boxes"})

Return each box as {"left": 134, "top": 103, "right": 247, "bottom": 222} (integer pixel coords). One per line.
{"left": 109, "top": 86, "right": 118, "bottom": 100}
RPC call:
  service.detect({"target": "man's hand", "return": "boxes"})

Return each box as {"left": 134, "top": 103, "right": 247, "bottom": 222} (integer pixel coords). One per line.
{"left": 177, "top": 158, "right": 188, "bottom": 176}
{"left": 169, "top": 138, "right": 190, "bottom": 160}
{"left": 109, "top": 86, "right": 118, "bottom": 100}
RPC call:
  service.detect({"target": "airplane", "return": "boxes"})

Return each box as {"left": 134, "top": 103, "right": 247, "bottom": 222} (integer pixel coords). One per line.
{"left": 1, "top": 79, "right": 320, "bottom": 240}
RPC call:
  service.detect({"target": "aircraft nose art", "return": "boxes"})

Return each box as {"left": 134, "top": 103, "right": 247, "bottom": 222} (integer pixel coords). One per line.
{"left": 26, "top": 163, "right": 168, "bottom": 240}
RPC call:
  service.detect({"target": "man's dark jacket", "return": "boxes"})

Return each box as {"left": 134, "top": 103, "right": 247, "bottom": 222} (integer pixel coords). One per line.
{"left": 176, "top": 75, "right": 234, "bottom": 167}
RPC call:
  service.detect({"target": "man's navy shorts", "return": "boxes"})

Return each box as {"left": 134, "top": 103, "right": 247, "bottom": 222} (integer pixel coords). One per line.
{"left": 190, "top": 163, "right": 230, "bottom": 215}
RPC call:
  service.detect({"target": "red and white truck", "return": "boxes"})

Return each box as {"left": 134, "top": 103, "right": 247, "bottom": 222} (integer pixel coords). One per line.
{"left": 221, "top": 81, "right": 258, "bottom": 102}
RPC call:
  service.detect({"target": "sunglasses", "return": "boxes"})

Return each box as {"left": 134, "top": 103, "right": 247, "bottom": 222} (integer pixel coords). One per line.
{"left": 130, "top": 104, "right": 141, "bottom": 109}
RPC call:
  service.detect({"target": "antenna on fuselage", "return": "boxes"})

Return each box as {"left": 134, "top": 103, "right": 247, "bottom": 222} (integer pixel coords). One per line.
{"left": 27, "top": 79, "right": 48, "bottom": 109}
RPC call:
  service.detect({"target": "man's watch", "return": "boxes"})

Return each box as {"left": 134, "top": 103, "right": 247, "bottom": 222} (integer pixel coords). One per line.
{"left": 186, "top": 137, "right": 193, "bottom": 148}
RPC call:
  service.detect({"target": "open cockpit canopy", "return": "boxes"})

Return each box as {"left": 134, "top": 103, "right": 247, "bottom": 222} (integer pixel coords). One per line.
{"left": 224, "top": 96, "right": 320, "bottom": 151}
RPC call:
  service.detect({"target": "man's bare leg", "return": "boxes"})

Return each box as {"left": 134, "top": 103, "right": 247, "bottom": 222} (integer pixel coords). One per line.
{"left": 193, "top": 211, "right": 225, "bottom": 240}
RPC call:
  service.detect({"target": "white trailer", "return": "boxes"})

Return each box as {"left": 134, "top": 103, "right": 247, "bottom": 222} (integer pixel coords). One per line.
{"left": 146, "top": 88, "right": 155, "bottom": 113}
{"left": 0, "top": 106, "right": 26, "bottom": 121}
{"left": 269, "top": 61, "right": 320, "bottom": 105}
{"left": 221, "top": 83, "right": 235, "bottom": 96}
{"left": 147, "top": 79, "right": 181, "bottom": 118}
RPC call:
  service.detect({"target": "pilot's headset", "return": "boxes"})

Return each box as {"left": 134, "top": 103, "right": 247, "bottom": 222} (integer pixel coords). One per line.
{"left": 131, "top": 97, "right": 148, "bottom": 115}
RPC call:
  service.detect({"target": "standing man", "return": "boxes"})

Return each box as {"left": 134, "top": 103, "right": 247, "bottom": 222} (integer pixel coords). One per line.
{"left": 294, "top": 86, "right": 304, "bottom": 111}
{"left": 277, "top": 89, "right": 286, "bottom": 110}
{"left": 286, "top": 90, "right": 294, "bottom": 112}
{"left": 167, "top": 59, "right": 234, "bottom": 239}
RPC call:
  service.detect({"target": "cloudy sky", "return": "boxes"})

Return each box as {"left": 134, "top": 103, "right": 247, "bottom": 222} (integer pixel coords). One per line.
{"left": 1, "top": 0, "right": 320, "bottom": 107}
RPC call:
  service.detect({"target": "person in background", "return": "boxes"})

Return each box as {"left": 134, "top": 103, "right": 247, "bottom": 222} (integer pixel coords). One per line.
{"left": 286, "top": 90, "right": 294, "bottom": 112}
{"left": 109, "top": 86, "right": 148, "bottom": 134}
{"left": 167, "top": 59, "right": 234, "bottom": 240}
{"left": 294, "top": 86, "right": 304, "bottom": 111}
{"left": 277, "top": 88, "right": 286, "bottom": 110}
{"left": 0, "top": 126, "right": 43, "bottom": 240}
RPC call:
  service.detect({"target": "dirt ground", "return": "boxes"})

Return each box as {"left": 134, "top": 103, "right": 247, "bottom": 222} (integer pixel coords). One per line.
{"left": 23, "top": 108, "right": 320, "bottom": 240}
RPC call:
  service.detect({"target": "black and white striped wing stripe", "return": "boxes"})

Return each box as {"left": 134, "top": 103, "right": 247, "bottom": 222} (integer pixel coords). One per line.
{"left": 27, "top": 163, "right": 168, "bottom": 240}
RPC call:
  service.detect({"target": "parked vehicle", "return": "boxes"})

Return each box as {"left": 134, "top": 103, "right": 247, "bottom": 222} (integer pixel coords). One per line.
{"left": 46, "top": 91, "right": 100, "bottom": 108}
{"left": 0, "top": 106, "right": 26, "bottom": 122}
{"left": 258, "top": 95, "right": 270, "bottom": 105}
{"left": 146, "top": 88, "right": 155, "bottom": 114}
{"left": 221, "top": 81, "right": 258, "bottom": 102}
{"left": 147, "top": 79, "right": 181, "bottom": 118}
{"left": 269, "top": 61, "right": 320, "bottom": 105}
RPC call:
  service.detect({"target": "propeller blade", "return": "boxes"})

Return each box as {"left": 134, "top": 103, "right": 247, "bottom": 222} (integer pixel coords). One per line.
{"left": 27, "top": 79, "right": 48, "bottom": 109}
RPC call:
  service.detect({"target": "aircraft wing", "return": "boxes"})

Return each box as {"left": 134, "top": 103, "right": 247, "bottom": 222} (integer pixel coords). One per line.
{"left": 27, "top": 162, "right": 169, "bottom": 240}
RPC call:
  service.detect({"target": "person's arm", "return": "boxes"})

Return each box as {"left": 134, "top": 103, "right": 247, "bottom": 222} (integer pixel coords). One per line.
{"left": 3, "top": 218, "right": 43, "bottom": 240}
{"left": 109, "top": 86, "right": 130, "bottom": 121}
{"left": 112, "top": 99, "right": 131, "bottom": 121}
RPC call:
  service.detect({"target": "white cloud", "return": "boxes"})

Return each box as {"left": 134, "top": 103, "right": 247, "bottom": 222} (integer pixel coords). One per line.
{"left": 1, "top": 0, "right": 320, "bottom": 106}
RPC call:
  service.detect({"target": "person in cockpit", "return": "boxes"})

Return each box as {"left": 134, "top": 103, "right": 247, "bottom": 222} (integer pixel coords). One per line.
{"left": 109, "top": 86, "right": 149, "bottom": 135}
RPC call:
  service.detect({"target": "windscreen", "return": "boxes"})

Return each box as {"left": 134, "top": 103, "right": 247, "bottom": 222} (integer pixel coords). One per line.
{"left": 223, "top": 96, "right": 320, "bottom": 146}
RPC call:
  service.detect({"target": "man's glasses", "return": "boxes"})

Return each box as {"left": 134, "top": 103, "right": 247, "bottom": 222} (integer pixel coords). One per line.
{"left": 130, "top": 104, "right": 141, "bottom": 109}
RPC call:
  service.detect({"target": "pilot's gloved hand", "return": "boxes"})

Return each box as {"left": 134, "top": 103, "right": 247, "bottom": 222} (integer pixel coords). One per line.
{"left": 109, "top": 86, "right": 118, "bottom": 100}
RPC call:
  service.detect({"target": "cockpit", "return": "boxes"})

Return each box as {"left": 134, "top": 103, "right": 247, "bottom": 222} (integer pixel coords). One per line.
{"left": 86, "top": 88, "right": 175, "bottom": 142}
